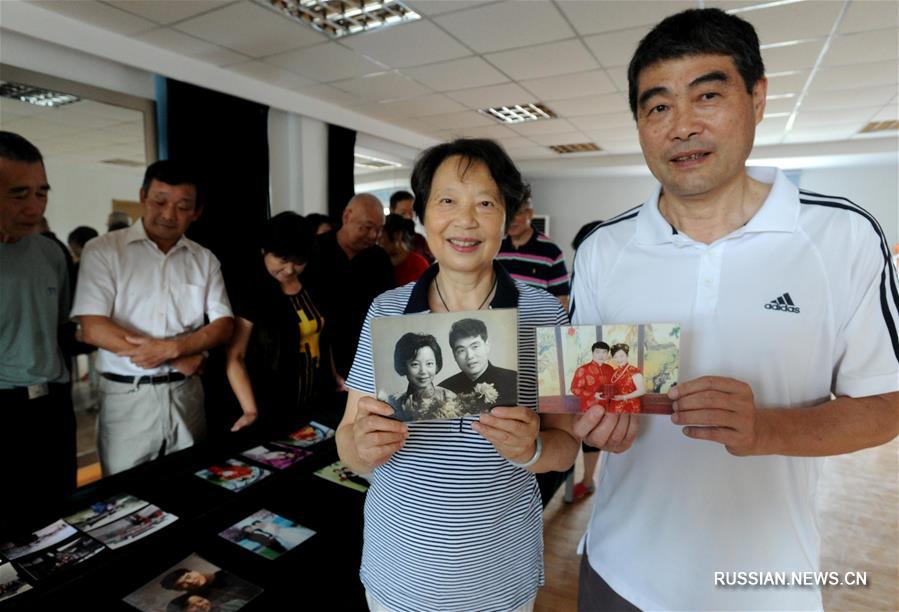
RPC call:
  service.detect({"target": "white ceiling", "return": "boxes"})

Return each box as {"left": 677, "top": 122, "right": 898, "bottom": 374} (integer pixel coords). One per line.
{"left": 6, "top": 0, "right": 899, "bottom": 168}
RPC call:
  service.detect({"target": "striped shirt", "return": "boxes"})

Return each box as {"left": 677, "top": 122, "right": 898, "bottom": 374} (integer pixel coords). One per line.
{"left": 497, "top": 231, "right": 570, "bottom": 296}
{"left": 346, "top": 263, "right": 568, "bottom": 612}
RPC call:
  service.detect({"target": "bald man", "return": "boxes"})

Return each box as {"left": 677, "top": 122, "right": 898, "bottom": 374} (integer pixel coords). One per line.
{"left": 306, "top": 193, "right": 394, "bottom": 381}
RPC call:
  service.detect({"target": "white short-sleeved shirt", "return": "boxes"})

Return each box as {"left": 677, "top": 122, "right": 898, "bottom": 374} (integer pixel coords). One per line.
{"left": 71, "top": 220, "right": 233, "bottom": 376}
{"left": 571, "top": 166, "right": 899, "bottom": 611}
{"left": 345, "top": 263, "right": 568, "bottom": 612}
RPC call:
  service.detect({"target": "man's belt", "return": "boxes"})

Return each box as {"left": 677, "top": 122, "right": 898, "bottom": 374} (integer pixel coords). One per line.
{"left": 101, "top": 372, "right": 186, "bottom": 385}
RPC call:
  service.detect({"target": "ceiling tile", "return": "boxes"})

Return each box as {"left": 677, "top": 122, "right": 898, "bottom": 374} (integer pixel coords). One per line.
{"left": 755, "top": 115, "right": 789, "bottom": 136}
{"left": 504, "top": 144, "right": 553, "bottom": 159}
{"left": 569, "top": 112, "right": 633, "bottom": 131}
{"left": 606, "top": 65, "right": 629, "bottom": 93}
{"left": 870, "top": 99, "right": 898, "bottom": 121}
{"left": 405, "top": 0, "right": 495, "bottom": 17}
{"left": 295, "top": 83, "right": 362, "bottom": 107}
{"left": 548, "top": 93, "right": 629, "bottom": 117}
{"left": 555, "top": 0, "right": 694, "bottom": 36}
{"left": 340, "top": 20, "right": 470, "bottom": 69}
{"left": 582, "top": 126, "right": 638, "bottom": 142}
{"left": 839, "top": 0, "right": 899, "bottom": 34}
{"left": 136, "top": 28, "right": 249, "bottom": 66}
{"left": 434, "top": 1, "right": 574, "bottom": 54}
{"left": 375, "top": 93, "right": 468, "bottom": 117}
{"left": 174, "top": 2, "right": 327, "bottom": 57}
{"left": 801, "top": 85, "right": 898, "bottom": 111}
{"left": 446, "top": 82, "right": 533, "bottom": 109}
{"left": 761, "top": 39, "right": 825, "bottom": 73}
{"left": 520, "top": 70, "right": 616, "bottom": 102}
{"left": 765, "top": 70, "right": 809, "bottom": 97}
{"left": 809, "top": 60, "right": 898, "bottom": 93}
{"left": 332, "top": 71, "right": 432, "bottom": 102}
{"left": 103, "top": 0, "right": 231, "bottom": 25}
{"left": 824, "top": 29, "right": 898, "bottom": 67}
{"left": 783, "top": 124, "right": 861, "bottom": 144}
{"left": 738, "top": 1, "right": 842, "bottom": 46}
{"left": 510, "top": 119, "right": 576, "bottom": 136}
{"left": 227, "top": 61, "right": 315, "bottom": 90}
{"left": 529, "top": 131, "right": 590, "bottom": 146}
{"left": 32, "top": 0, "right": 157, "bottom": 35}
{"left": 791, "top": 107, "right": 882, "bottom": 130}
{"left": 596, "top": 137, "right": 641, "bottom": 154}
{"left": 453, "top": 124, "right": 519, "bottom": 139}
{"left": 266, "top": 43, "right": 385, "bottom": 82}
{"left": 582, "top": 27, "right": 649, "bottom": 69}
{"left": 485, "top": 39, "right": 599, "bottom": 80}
{"left": 763, "top": 96, "right": 797, "bottom": 115}
{"left": 420, "top": 111, "right": 496, "bottom": 129}
{"left": 402, "top": 57, "right": 508, "bottom": 92}
{"left": 494, "top": 136, "right": 534, "bottom": 149}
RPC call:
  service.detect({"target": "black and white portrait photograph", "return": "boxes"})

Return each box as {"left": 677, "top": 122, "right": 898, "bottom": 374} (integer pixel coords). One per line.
{"left": 371, "top": 308, "right": 518, "bottom": 422}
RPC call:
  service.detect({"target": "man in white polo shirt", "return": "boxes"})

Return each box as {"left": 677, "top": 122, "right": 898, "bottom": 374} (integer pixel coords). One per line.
{"left": 73, "top": 160, "right": 233, "bottom": 476}
{"left": 570, "top": 8, "right": 899, "bottom": 611}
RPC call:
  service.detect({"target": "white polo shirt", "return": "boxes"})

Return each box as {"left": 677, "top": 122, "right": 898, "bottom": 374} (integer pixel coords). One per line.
{"left": 72, "top": 220, "right": 232, "bottom": 376}
{"left": 571, "top": 166, "right": 899, "bottom": 611}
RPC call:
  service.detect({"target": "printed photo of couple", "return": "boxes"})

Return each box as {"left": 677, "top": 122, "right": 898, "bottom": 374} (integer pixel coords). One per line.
{"left": 17, "top": 533, "right": 106, "bottom": 581}
{"left": 537, "top": 323, "right": 680, "bottom": 414}
{"left": 371, "top": 308, "right": 518, "bottom": 422}
{"left": 0, "top": 562, "right": 32, "bottom": 602}
{"left": 124, "top": 553, "right": 261, "bottom": 612}
{"left": 240, "top": 444, "right": 311, "bottom": 470}
{"left": 219, "top": 509, "right": 315, "bottom": 560}
{"left": 274, "top": 421, "right": 335, "bottom": 448}
{"left": 194, "top": 460, "right": 271, "bottom": 492}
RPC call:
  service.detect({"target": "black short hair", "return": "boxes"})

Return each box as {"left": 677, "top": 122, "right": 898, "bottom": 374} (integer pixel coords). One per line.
{"left": 410, "top": 139, "right": 530, "bottom": 231}
{"left": 141, "top": 160, "right": 201, "bottom": 205}
{"left": 383, "top": 213, "right": 415, "bottom": 243}
{"left": 165, "top": 594, "right": 192, "bottom": 612}
{"left": 389, "top": 190, "right": 414, "bottom": 210}
{"left": 305, "top": 213, "right": 334, "bottom": 233}
{"left": 394, "top": 333, "right": 442, "bottom": 377}
{"left": 160, "top": 568, "right": 189, "bottom": 590}
{"left": 0, "top": 131, "right": 43, "bottom": 164}
{"left": 591, "top": 341, "right": 610, "bottom": 352}
{"left": 610, "top": 343, "right": 630, "bottom": 357}
{"left": 627, "top": 8, "right": 764, "bottom": 118}
{"left": 67, "top": 226, "right": 99, "bottom": 248}
{"left": 259, "top": 211, "right": 315, "bottom": 264}
{"left": 449, "top": 318, "right": 488, "bottom": 349}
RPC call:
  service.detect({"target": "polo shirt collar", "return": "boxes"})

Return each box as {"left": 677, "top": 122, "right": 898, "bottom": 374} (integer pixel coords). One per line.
{"left": 404, "top": 261, "right": 519, "bottom": 314}
{"left": 126, "top": 219, "right": 193, "bottom": 254}
{"left": 634, "top": 165, "right": 799, "bottom": 246}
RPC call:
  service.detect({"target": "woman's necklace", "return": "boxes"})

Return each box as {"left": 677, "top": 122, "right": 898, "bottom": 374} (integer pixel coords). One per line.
{"left": 434, "top": 275, "right": 497, "bottom": 311}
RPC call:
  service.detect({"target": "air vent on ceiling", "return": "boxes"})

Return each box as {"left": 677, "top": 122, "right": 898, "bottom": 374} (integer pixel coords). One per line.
{"left": 859, "top": 120, "right": 899, "bottom": 133}
{"left": 0, "top": 81, "right": 80, "bottom": 108}
{"left": 101, "top": 159, "right": 145, "bottom": 167}
{"left": 549, "top": 143, "right": 601, "bottom": 154}
{"left": 354, "top": 153, "right": 402, "bottom": 169}
{"left": 257, "top": 0, "right": 420, "bottom": 39}
{"left": 479, "top": 103, "right": 557, "bottom": 125}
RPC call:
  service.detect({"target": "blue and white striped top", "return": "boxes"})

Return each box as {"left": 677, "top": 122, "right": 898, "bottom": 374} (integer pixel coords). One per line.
{"left": 346, "top": 263, "right": 568, "bottom": 612}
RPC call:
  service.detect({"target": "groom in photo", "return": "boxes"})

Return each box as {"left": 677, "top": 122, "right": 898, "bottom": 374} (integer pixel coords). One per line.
{"left": 440, "top": 318, "right": 517, "bottom": 406}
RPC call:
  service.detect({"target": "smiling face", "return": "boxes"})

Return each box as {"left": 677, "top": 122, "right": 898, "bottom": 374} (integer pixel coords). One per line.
{"left": 174, "top": 570, "right": 207, "bottom": 590}
{"left": 635, "top": 54, "right": 766, "bottom": 200}
{"left": 140, "top": 179, "right": 200, "bottom": 252}
{"left": 423, "top": 156, "right": 505, "bottom": 275}
{"left": 406, "top": 346, "right": 438, "bottom": 390}
{"left": 263, "top": 252, "right": 305, "bottom": 283}
{"left": 612, "top": 349, "right": 629, "bottom": 366}
{"left": 452, "top": 335, "right": 490, "bottom": 380}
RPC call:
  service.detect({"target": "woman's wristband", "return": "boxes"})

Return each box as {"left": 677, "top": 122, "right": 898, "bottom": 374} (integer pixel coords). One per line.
{"left": 509, "top": 433, "right": 543, "bottom": 469}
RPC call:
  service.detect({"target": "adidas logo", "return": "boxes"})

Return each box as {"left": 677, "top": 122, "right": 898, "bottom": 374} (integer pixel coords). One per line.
{"left": 764, "top": 292, "right": 800, "bottom": 314}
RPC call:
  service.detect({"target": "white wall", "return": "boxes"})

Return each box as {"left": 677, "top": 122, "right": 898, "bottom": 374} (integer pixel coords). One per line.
{"left": 42, "top": 158, "right": 145, "bottom": 246}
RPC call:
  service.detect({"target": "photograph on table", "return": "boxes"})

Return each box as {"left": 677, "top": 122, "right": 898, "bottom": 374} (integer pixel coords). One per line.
{"left": 219, "top": 509, "right": 315, "bottom": 560}
{"left": 194, "top": 460, "right": 271, "bottom": 492}
{"left": 64, "top": 494, "right": 150, "bottom": 531}
{"left": 17, "top": 533, "right": 106, "bottom": 581}
{"left": 536, "top": 323, "right": 680, "bottom": 414}
{"left": 241, "top": 444, "right": 311, "bottom": 470}
{"left": 0, "top": 520, "right": 78, "bottom": 560}
{"left": 0, "top": 562, "right": 32, "bottom": 602}
{"left": 88, "top": 505, "right": 178, "bottom": 550}
{"left": 123, "top": 553, "right": 262, "bottom": 612}
{"left": 274, "top": 421, "right": 335, "bottom": 448}
{"left": 313, "top": 461, "right": 369, "bottom": 493}
{"left": 371, "top": 308, "right": 518, "bottom": 421}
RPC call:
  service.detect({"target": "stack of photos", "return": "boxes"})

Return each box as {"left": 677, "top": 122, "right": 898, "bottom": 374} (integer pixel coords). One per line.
{"left": 195, "top": 459, "right": 271, "bottom": 492}
{"left": 536, "top": 323, "right": 680, "bottom": 414}
{"left": 64, "top": 494, "right": 178, "bottom": 550}
{"left": 124, "top": 553, "right": 262, "bottom": 612}
{"left": 218, "top": 509, "right": 315, "bottom": 560}
{"left": 0, "top": 562, "right": 32, "bottom": 602}
{"left": 0, "top": 520, "right": 105, "bottom": 582}
{"left": 240, "top": 444, "right": 311, "bottom": 470}
{"left": 275, "top": 421, "right": 335, "bottom": 448}
{"left": 371, "top": 308, "right": 518, "bottom": 421}
{"left": 313, "top": 461, "right": 369, "bottom": 493}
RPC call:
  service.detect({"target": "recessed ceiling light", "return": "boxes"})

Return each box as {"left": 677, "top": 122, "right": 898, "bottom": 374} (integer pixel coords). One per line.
{"left": 257, "top": 0, "right": 420, "bottom": 39}
{"left": 479, "top": 103, "right": 557, "bottom": 125}
{"left": 354, "top": 153, "right": 402, "bottom": 169}
{"left": 0, "top": 81, "right": 80, "bottom": 108}
{"left": 549, "top": 143, "right": 601, "bottom": 154}
{"left": 859, "top": 120, "right": 899, "bottom": 133}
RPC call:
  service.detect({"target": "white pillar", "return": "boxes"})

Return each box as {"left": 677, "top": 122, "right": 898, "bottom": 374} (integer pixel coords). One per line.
{"left": 268, "top": 109, "right": 327, "bottom": 216}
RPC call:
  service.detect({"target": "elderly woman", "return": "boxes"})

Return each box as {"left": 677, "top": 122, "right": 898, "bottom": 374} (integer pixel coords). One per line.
{"left": 388, "top": 332, "right": 457, "bottom": 421}
{"left": 336, "top": 139, "right": 578, "bottom": 612}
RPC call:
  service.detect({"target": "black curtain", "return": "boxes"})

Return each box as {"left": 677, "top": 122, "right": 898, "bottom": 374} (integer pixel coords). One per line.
{"left": 163, "top": 78, "right": 270, "bottom": 436}
{"left": 327, "top": 123, "right": 356, "bottom": 221}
